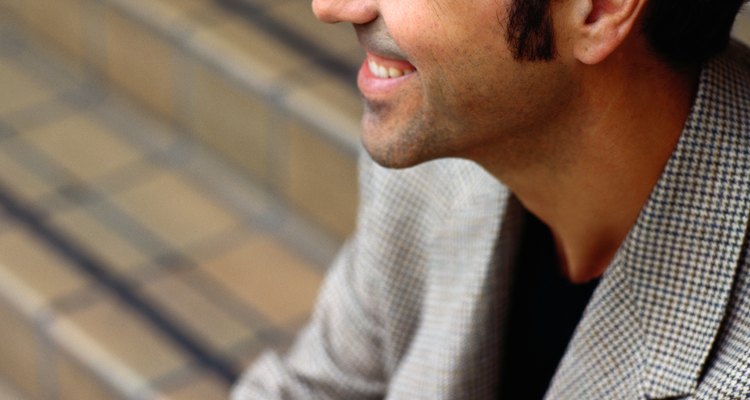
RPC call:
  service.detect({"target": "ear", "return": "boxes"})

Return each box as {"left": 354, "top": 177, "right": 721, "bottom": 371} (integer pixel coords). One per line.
{"left": 568, "top": 0, "right": 647, "bottom": 65}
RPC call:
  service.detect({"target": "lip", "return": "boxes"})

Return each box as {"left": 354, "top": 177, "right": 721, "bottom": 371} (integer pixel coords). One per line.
{"left": 357, "top": 52, "right": 417, "bottom": 100}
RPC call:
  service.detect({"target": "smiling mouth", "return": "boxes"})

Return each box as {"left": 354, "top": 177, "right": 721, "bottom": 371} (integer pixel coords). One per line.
{"left": 358, "top": 52, "right": 417, "bottom": 98}
{"left": 368, "top": 58, "right": 416, "bottom": 79}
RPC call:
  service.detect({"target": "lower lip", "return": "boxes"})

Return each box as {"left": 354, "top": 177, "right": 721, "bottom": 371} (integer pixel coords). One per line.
{"left": 357, "top": 60, "right": 416, "bottom": 99}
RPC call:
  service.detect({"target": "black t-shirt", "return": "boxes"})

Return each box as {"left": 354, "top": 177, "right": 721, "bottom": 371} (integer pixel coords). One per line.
{"left": 497, "top": 212, "right": 599, "bottom": 399}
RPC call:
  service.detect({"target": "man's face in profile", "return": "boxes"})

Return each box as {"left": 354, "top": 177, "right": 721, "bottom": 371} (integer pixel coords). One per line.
{"left": 314, "top": 0, "right": 577, "bottom": 172}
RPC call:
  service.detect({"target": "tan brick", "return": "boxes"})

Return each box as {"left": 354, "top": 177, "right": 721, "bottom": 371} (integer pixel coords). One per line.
{"left": 265, "top": 1, "right": 364, "bottom": 68}
{"left": 200, "top": 233, "right": 323, "bottom": 326}
{"left": 21, "top": 0, "right": 88, "bottom": 62}
{"left": 0, "top": 59, "right": 55, "bottom": 116}
{"left": 0, "top": 149, "right": 55, "bottom": 201}
{"left": 159, "top": 370, "right": 230, "bottom": 400}
{"left": 111, "top": 0, "right": 212, "bottom": 24}
{"left": 0, "top": 299, "right": 41, "bottom": 399}
{"left": 284, "top": 67, "right": 362, "bottom": 144}
{"left": 217, "top": 0, "right": 276, "bottom": 11}
{"left": 113, "top": 171, "right": 236, "bottom": 249}
{"left": 187, "top": 62, "right": 273, "bottom": 180}
{"left": 227, "top": 339, "right": 267, "bottom": 370}
{"left": 191, "top": 12, "right": 308, "bottom": 84}
{"left": 23, "top": 113, "right": 141, "bottom": 183}
{"left": 0, "top": 227, "right": 90, "bottom": 301}
{"left": 139, "top": 270, "right": 253, "bottom": 351}
{"left": 50, "top": 208, "right": 152, "bottom": 275}
{"left": 155, "top": 0, "right": 215, "bottom": 14}
{"left": 0, "top": 0, "right": 22, "bottom": 15}
{"left": 60, "top": 295, "right": 190, "bottom": 382}
{"left": 0, "top": 374, "right": 27, "bottom": 400}
{"left": 104, "top": 9, "right": 176, "bottom": 121}
{"left": 57, "top": 351, "right": 118, "bottom": 400}
{"left": 229, "top": 331, "right": 299, "bottom": 371}
{"left": 284, "top": 120, "right": 358, "bottom": 239}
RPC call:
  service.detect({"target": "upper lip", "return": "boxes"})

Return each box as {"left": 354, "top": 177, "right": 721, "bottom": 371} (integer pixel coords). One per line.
{"left": 366, "top": 52, "right": 417, "bottom": 74}
{"left": 354, "top": 20, "right": 412, "bottom": 64}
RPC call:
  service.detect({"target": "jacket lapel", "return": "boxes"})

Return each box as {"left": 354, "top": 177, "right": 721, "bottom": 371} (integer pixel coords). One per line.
{"left": 390, "top": 159, "right": 524, "bottom": 399}
{"left": 548, "top": 43, "right": 750, "bottom": 399}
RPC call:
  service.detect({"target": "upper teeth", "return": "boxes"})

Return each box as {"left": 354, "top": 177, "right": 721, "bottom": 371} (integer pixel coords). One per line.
{"left": 368, "top": 60, "right": 416, "bottom": 79}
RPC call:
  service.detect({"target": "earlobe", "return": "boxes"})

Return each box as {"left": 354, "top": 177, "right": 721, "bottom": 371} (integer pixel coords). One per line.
{"left": 571, "top": 0, "right": 646, "bottom": 65}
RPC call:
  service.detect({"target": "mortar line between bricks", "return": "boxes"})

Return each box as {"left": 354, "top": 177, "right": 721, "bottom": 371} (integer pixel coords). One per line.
{"left": 0, "top": 75, "right": 327, "bottom": 336}
{"left": 214, "top": 0, "right": 359, "bottom": 86}
{"left": 0, "top": 179, "right": 240, "bottom": 385}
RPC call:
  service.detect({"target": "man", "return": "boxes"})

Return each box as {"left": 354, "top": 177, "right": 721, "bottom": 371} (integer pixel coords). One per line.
{"left": 233, "top": 0, "right": 750, "bottom": 398}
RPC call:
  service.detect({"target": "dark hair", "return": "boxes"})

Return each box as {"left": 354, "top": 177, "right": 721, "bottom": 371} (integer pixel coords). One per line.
{"left": 506, "top": 0, "right": 557, "bottom": 62}
{"left": 506, "top": 0, "right": 749, "bottom": 66}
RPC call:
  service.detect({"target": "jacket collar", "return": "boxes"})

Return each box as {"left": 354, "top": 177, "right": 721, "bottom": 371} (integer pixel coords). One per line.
{"left": 590, "top": 44, "right": 750, "bottom": 399}
{"left": 421, "top": 43, "right": 750, "bottom": 400}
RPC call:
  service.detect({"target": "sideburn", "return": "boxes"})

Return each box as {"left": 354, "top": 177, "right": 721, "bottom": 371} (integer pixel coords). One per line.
{"left": 505, "top": 0, "right": 557, "bottom": 61}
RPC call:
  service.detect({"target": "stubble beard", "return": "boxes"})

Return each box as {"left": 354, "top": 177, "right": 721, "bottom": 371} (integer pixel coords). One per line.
{"left": 360, "top": 96, "right": 457, "bottom": 170}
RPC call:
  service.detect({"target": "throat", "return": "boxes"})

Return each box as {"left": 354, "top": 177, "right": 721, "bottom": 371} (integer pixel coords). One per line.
{"left": 552, "top": 230, "right": 617, "bottom": 284}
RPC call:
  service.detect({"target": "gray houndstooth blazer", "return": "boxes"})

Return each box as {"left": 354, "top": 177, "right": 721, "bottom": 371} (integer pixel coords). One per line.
{"left": 232, "top": 42, "right": 750, "bottom": 399}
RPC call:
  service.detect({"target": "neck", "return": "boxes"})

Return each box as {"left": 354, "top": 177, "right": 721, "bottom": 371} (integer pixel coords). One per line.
{"left": 489, "top": 58, "right": 699, "bottom": 283}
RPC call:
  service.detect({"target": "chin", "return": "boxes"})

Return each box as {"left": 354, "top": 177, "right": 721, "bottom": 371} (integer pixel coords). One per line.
{"left": 360, "top": 109, "right": 446, "bottom": 169}
{"left": 363, "top": 144, "right": 421, "bottom": 169}
{"left": 361, "top": 136, "right": 431, "bottom": 170}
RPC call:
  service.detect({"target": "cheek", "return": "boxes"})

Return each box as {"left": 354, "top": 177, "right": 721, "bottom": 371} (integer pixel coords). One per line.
{"left": 381, "top": 5, "right": 462, "bottom": 64}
